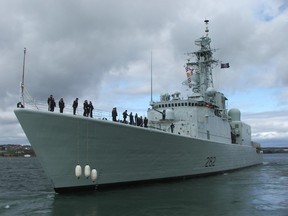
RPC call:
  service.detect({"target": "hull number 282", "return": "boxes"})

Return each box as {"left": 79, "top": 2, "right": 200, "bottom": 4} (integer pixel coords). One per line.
{"left": 205, "top": 156, "right": 216, "bottom": 167}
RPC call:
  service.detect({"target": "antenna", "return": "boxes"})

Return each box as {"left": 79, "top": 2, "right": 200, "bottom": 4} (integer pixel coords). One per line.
{"left": 150, "top": 51, "right": 153, "bottom": 104}
{"left": 21, "top": 48, "right": 26, "bottom": 107}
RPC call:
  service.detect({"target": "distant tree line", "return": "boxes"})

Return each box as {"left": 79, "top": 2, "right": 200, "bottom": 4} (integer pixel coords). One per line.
{"left": 0, "top": 144, "right": 35, "bottom": 157}
{"left": 261, "top": 147, "right": 288, "bottom": 154}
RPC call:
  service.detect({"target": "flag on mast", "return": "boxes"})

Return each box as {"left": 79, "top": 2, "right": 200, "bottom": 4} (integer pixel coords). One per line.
{"left": 220, "top": 63, "right": 230, "bottom": 68}
{"left": 185, "top": 66, "right": 194, "bottom": 88}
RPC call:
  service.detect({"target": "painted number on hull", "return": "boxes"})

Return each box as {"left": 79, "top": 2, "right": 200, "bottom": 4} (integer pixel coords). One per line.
{"left": 205, "top": 156, "right": 216, "bottom": 167}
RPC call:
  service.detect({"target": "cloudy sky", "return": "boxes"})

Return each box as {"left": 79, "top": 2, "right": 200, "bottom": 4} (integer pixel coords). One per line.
{"left": 1, "top": 0, "right": 288, "bottom": 147}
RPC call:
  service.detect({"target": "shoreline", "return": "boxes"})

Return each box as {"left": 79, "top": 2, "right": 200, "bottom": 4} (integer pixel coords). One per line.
{"left": 1, "top": 144, "right": 287, "bottom": 157}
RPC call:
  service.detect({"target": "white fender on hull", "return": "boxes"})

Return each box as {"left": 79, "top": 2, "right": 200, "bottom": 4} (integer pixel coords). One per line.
{"left": 91, "top": 169, "right": 97, "bottom": 182}
{"left": 84, "top": 164, "right": 91, "bottom": 178}
{"left": 75, "top": 164, "right": 82, "bottom": 179}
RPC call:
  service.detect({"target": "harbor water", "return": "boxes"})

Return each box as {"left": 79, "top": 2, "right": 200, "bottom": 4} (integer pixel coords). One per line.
{"left": 0, "top": 154, "right": 287, "bottom": 216}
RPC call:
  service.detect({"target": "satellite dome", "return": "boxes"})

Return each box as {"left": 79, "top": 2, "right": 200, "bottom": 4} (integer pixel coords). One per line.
{"left": 206, "top": 87, "right": 216, "bottom": 97}
{"left": 228, "top": 108, "right": 241, "bottom": 121}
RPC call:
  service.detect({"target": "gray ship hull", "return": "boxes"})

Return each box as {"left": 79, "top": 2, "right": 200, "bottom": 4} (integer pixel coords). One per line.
{"left": 14, "top": 109, "right": 263, "bottom": 193}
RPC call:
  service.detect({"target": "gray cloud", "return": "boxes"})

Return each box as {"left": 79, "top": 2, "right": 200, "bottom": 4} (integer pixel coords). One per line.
{"left": 0, "top": 0, "right": 288, "bottom": 146}
{"left": 243, "top": 110, "right": 288, "bottom": 146}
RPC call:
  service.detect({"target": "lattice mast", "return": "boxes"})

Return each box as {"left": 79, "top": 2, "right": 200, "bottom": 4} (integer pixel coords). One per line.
{"left": 184, "top": 20, "right": 218, "bottom": 102}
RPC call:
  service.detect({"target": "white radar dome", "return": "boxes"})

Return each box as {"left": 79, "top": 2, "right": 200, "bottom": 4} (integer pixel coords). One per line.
{"left": 206, "top": 87, "right": 216, "bottom": 97}
{"left": 228, "top": 108, "right": 241, "bottom": 121}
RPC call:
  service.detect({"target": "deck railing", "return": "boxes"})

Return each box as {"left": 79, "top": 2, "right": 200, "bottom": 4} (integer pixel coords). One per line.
{"left": 19, "top": 93, "right": 112, "bottom": 121}
{"left": 18, "top": 89, "right": 148, "bottom": 125}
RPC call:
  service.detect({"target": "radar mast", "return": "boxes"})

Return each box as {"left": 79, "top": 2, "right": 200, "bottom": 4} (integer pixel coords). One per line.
{"left": 184, "top": 19, "right": 218, "bottom": 102}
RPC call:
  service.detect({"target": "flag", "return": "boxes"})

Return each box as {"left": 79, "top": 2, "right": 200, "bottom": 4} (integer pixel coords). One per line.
{"left": 185, "top": 67, "right": 193, "bottom": 77}
{"left": 221, "top": 63, "right": 230, "bottom": 68}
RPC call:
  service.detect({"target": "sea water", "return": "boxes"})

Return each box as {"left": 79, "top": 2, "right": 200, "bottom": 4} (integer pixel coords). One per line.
{"left": 0, "top": 154, "right": 287, "bottom": 216}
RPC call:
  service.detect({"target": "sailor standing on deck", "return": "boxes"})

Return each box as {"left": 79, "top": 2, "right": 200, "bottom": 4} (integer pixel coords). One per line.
{"left": 47, "top": 95, "right": 52, "bottom": 111}
{"left": 83, "top": 100, "right": 89, "bottom": 117}
{"left": 123, "top": 110, "right": 128, "bottom": 123}
{"left": 129, "top": 112, "right": 134, "bottom": 125}
{"left": 112, "top": 107, "right": 118, "bottom": 121}
{"left": 89, "top": 101, "right": 94, "bottom": 118}
{"left": 144, "top": 117, "right": 148, "bottom": 128}
{"left": 58, "top": 98, "right": 65, "bottom": 113}
{"left": 135, "top": 113, "right": 138, "bottom": 125}
{"left": 170, "top": 123, "right": 175, "bottom": 133}
{"left": 72, "top": 98, "right": 78, "bottom": 115}
{"left": 139, "top": 116, "right": 143, "bottom": 127}
{"left": 47, "top": 95, "right": 56, "bottom": 112}
{"left": 162, "top": 109, "right": 166, "bottom": 120}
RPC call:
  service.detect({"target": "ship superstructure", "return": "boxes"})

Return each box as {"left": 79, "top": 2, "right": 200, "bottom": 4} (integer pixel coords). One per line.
{"left": 148, "top": 20, "right": 253, "bottom": 147}
{"left": 14, "top": 20, "right": 262, "bottom": 193}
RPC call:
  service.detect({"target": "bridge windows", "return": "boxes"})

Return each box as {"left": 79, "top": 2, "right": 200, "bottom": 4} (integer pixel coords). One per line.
{"left": 156, "top": 102, "right": 199, "bottom": 109}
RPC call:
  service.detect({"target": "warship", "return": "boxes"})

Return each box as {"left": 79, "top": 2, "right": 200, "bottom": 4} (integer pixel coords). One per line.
{"left": 14, "top": 20, "right": 263, "bottom": 193}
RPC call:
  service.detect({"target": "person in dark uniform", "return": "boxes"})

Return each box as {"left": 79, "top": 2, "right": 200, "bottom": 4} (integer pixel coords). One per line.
{"left": 58, "top": 98, "right": 65, "bottom": 113}
{"left": 135, "top": 113, "right": 138, "bottom": 125}
{"left": 137, "top": 116, "right": 143, "bottom": 126}
{"left": 170, "top": 123, "right": 175, "bottom": 133}
{"left": 83, "top": 100, "right": 89, "bottom": 117}
{"left": 162, "top": 109, "right": 166, "bottom": 120}
{"left": 112, "top": 107, "right": 117, "bottom": 121}
{"left": 129, "top": 112, "right": 134, "bottom": 125}
{"left": 123, "top": 110, "right": 128, "bottom": 123}
{"left": 47, "top": 95, "right": 52, "bottom": 111}
{"left": 47, "top": 95, "right": 53, "bottom": 111}
{"left": 144, "top": 117, "right": 148, "bottom": 128}
{"left": 47, "top": 95, "right": 56, "bottom": 112}
{"left": 72, "top": 98, "right": 78, "bottom": 115}
{"left": 51, "top": 98, "right": 56, "bottom": 112}
{"left": 89, "top": 101, "right": 94, "bottom": 118}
